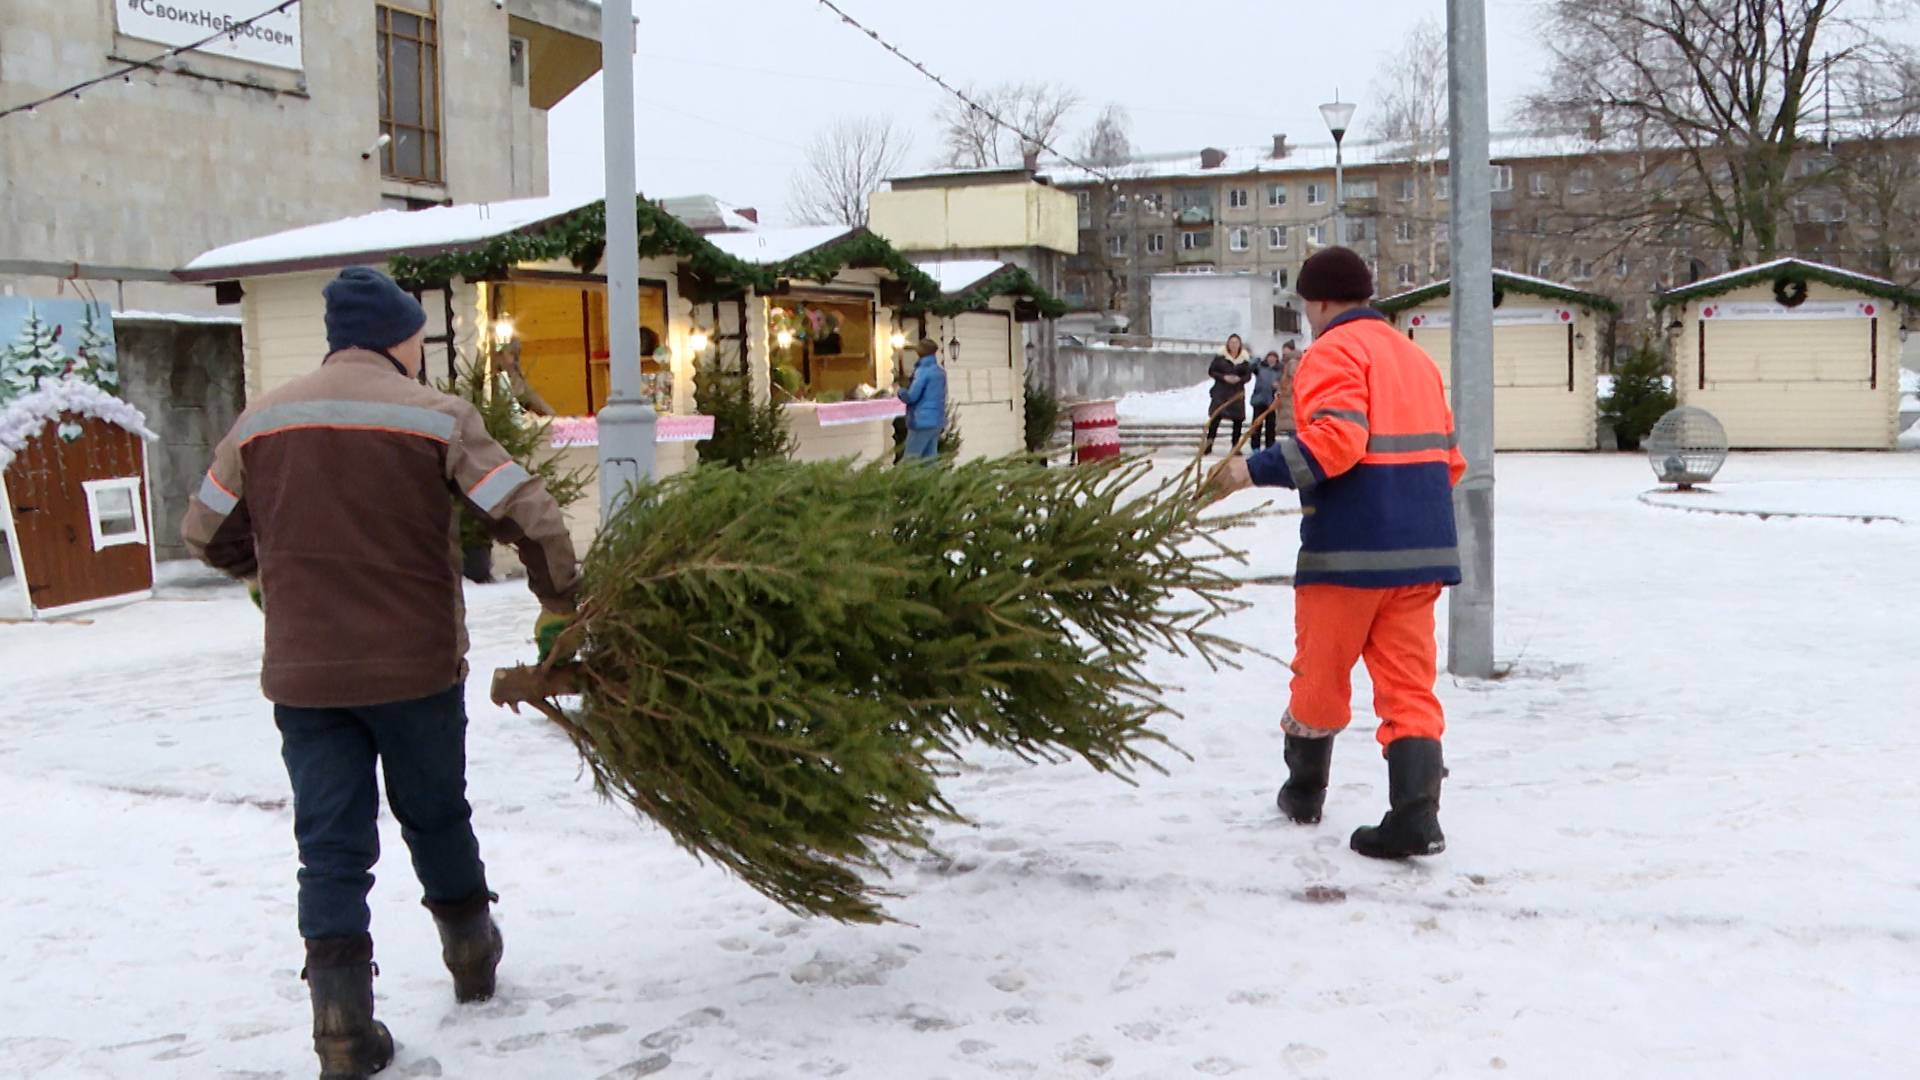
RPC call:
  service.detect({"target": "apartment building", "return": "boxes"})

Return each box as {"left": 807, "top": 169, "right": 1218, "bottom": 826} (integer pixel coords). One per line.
{"left": 1047, "top": 131, "right": 1918, "bottom": 340}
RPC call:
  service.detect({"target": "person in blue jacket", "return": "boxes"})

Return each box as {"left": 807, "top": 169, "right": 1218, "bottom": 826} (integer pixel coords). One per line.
{"left": 898, "top": 337, "right": 948, "bottom": 461}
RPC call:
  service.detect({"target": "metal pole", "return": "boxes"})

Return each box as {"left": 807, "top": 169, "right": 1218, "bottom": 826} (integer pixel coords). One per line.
{"left": 1446, "top": 0, "right": 1495, "bottom": 677}
{"left": 1333, "top": 138, "right": 1346, "bottom": 248}
{"left": 595, "top": 0, "right": 655, "bottom": 523}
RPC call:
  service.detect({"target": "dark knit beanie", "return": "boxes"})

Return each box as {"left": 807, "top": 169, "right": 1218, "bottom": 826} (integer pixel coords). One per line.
{"left": 324, "top": 267, "right": 428, "bottom": 354}
{"left": 1296, "top": 246, "right": 1374, "bottom": 302}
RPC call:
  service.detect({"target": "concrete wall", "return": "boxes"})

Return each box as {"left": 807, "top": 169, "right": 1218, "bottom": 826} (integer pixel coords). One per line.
{"left": 1672, "top": 282, "right": 1903, "bottom": 449}
{"left": 1149, "top": 272, "right": 1302, "bottom": 358}
{"left": 111, "top": 315, "right": 245, "bottom": 560}
{"left": 0, "top": 0, "right": 585, "bottom": 312}
{"left": 1038, "top": 346, "right": 1213, "bottom": 403}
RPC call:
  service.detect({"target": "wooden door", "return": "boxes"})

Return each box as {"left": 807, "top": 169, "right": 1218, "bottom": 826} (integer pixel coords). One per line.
{"left": 3, "top": 416, "right": 152, "bottom": 612}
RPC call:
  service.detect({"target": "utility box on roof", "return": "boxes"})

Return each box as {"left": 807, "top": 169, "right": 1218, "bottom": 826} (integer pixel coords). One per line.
{"left": 1379, "top": 272, "right": 1614, "bottom": 451}
{"left": 1656, "top": 259, "right": 1910, "bottom": 449}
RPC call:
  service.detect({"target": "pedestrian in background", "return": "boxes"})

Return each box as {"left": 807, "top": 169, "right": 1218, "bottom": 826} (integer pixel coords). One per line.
{"left": 1204, "top": 333, "right": 1253, "bottom": 454}
{"left": 1275, "top": 341, "right": 1301, "bottom": 436}
{"left": 183, "top": 267, "right": 582, "bottom": 1079}
{"left": 898, "top": 337, "right": 948, "bottom": 461}
{"left": 1248, "top": 349, "right": 1285, "bottom": 451}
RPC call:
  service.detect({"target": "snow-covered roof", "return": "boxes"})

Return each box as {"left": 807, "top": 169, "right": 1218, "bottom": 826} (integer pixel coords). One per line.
{"left": 1039, "top": 130, "right": 1605, "bottom": 186}
{"left": 657, "top": 194, "right": 759, "bottom": 234}
{"left": 1654, "top": 257, "right": 1920, "bottom": 308}
{"left": 913, "top": 260, "right": 1007, "bottom": 295}
{"left": 1376, "top": 269, "right": 1621, "bottom": 314}
{"left": 113, "top": 310, "right": 243, "bottom": 325}
{"left": 179, "top": 193, "right": 597, "bottom": 280}
{"left": 0, "top": 378, "right": 157, "bottom": 473}
{"left": 706, "top": 225, "right": 857, "bottom": 266}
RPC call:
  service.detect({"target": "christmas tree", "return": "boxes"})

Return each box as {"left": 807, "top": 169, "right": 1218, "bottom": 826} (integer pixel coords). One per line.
{"left": 0, "top": 305, "right": 68, "bottom": 404}
{"left": 493, "top": 457, "right": 1263, "bottom": 922}
{"left": 74, "top": 306, "right": 119, "bottom": 395}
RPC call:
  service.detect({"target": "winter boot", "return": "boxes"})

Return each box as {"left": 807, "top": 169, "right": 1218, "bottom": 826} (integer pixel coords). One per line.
{"left": 1275, "top": 734, "right": 1334, "bottom": 825}
{"left": 301, "top": 934, "right": 394, "bottom": 1080}
{"left": 424, "top": 890, "right": 503, "bottom": 1004}
{"left": 1349, "top": 737, "right": 1447, "bottom": 859}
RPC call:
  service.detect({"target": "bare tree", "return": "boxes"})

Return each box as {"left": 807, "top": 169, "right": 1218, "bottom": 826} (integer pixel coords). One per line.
{"left": 1076, "top": 103, "right": 1133, "bottom": 167}
{"left": 936, "top": 81, "right": 1081, "bottom": 168}
{"left": 1827, "top": 59, "right": 1920, "bottom": 283}
{"left": 788, "top": 116, "right": 912, "bottom": 228}
{"left": 1525, "top": 0, "right": 1894, "bottom": 267}
{"left": 1369, "top": 18, "right": 1449, "bottom": 279}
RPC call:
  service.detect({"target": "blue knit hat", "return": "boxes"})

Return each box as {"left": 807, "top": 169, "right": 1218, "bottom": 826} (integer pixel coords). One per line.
{"left": 324, "top": 267, "right": 427, "bottom": 354}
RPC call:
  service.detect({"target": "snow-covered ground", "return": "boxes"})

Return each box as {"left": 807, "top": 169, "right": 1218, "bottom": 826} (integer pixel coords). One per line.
{"left": 1115, "top": 381, "right": 1211, "bottom": 423}
{"left": 5, "top": 454, "right": 1920, "bottom": 1078}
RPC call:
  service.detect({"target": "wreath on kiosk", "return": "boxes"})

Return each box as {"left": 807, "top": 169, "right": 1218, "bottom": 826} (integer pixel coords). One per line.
{"left": 1772, "top": 276, "right": 1809, "bottom": 308}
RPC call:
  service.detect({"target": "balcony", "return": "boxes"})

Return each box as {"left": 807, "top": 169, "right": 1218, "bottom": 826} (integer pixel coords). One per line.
{"left": 1175, "top": 241, "right": 1217, "bottom": 266}
{"left": 1175, "top": 206, "right": 1215, "bottom": 226}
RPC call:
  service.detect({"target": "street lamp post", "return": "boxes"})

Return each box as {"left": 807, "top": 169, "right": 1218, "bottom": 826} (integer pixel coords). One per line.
{"left": 1446, "top": 0, "right": 1496, "bottom": 677}
{"left": 596, "top": 0, "right": 655, "bottom": 523}
{"left": 1320, "top": 94, "right": 1356, "bottom": 249}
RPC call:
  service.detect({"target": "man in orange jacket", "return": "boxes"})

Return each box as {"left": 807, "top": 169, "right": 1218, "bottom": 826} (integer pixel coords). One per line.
{"left": 1211, "top": 246, "right": 1464, "bottom": 859}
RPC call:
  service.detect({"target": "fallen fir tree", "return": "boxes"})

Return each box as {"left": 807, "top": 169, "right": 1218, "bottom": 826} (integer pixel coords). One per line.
{"left": 493, "top": 456, "right": 1260, "bottom": 922}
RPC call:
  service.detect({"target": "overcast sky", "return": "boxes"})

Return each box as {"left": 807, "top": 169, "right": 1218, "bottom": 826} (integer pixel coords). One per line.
{"left": 546, "top": 0, "right": 1555, "bottom": 224}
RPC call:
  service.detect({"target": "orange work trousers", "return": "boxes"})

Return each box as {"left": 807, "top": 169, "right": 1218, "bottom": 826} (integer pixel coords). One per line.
{"left": 1288, "top": 583, "right": 1446, "bottom": 749}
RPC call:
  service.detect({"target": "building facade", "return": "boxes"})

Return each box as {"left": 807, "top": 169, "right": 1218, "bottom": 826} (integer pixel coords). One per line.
{"left": 1047, "top": 131, "right": 1920, "bottom": 349}
{"left": 0, "top": 0, "right": 601, "bottom": 310}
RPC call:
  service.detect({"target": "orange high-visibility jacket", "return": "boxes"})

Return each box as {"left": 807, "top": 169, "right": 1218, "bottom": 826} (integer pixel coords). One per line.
{"left": 1244, "top": 308, "right": 1466, "bottom": 588}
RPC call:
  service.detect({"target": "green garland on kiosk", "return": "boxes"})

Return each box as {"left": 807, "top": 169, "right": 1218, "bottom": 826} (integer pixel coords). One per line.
{"left": 389, "top": 198, "right": 1066, "bottom": 318}
{"left": 1652, "top": 258, "right": 1920, "bottom": 310}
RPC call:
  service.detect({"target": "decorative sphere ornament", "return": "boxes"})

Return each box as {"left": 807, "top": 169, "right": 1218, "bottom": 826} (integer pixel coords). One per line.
{"left": 1645, "top": 406, "right": 1728, "bottom": 489}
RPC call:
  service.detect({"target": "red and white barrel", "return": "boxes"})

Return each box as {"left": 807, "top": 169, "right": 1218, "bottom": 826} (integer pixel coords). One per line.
{"left": 1070, "top": 399, "right": 1121, "bottom": 464}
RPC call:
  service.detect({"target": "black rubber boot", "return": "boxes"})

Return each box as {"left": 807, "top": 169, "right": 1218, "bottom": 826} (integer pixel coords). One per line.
{"left": 1349, "top": 737, "right": 1447, "bottom": 859}
{"left": 424, "top": 890, "right": 503, "bottom": 1004}
{"left": 1275, "top": 734, "right": 1334, "bottom": 824}
{"left": 302, "top": 935, "right": 394, "bottom": 1080}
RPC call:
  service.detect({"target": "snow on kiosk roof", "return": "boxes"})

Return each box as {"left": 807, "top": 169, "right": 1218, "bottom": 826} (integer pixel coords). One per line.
{"left": 177, "top": 193, "right": 600, "bottom": 281}
{"left": 1376, "top": 270, "right": 1621, "bottom": 315}
{"left": 1653, "top": 257, "right": 1920, "bottom": 309}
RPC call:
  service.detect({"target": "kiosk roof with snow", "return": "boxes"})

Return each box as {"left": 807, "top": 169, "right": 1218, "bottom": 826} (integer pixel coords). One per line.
{"left": 2, "top": 378, "right": 160, "bottom": 619}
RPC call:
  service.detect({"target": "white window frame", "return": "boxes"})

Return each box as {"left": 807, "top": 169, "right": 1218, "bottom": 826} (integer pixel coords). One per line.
{"left": 1268, "top": 225, "right": 1288, "bottom": 250}
{"left": 1614, "top": 254, "right": 1631, "bottom": 278}
{"left": 82, "top": 477, "right": 148, "bottom": 552}
{"left": 1346, "top": 178, "right": 1378, "bottom": 199}
{"left": 1076, "top": 191, "right": 1091, "bottom": 213}
{"left": 1396, "top": 263, "right": 1416, "bottom": 287}
{"left": 1305, "top": 182, "right": 1326, "bottom": 206}
{"left": 1229, "top": 227, "right": 1250, "bottom": 252}
{"left": 1398, "top": 177, "right": 1416, "bottom": 202}
{"left": 1271, "top": 269, "right": 1289, "bottom": 288}
{"left": 1267, "top": 183, "right": 1288, "bottom": 207}
{"left": 1147, "top": 232, "right": 1166, "bottom": 254}
{"left": 1490, "top": 165, "right": 1514, "bottom": 192}
{"left": 1307, "top": 223, "right": 1327, "bottom": 246}
{"left": 1569, "top": 169, "right": 1592, "bottom": 194}
{"left": 1394, "top": 220, "right": 1415, "bottom": 243}
{"left": 1529, "top": 172, "right": 1551, "bottom": 197}
{"left": 1180, "top": 230, "right": 1207, "bottom": 251}
{"left": 1571, "top": 258, "right": 1594, "bottom": 281}
{"left": 1535, "top": 257, "right": 1553, "bottom": 278}
{"left": 1108, "top": 234, "right": 1127, "bottom": 257}
{"left": 1436, "top": 175, "right": 1451, "bottom": 201}
{"left": 1228, "top": 188, "right": 1249, "bottom": 209}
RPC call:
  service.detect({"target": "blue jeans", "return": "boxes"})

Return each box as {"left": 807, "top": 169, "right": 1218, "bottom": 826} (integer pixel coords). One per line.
{"left": 275, "top": 683, "right": 487, "bottom": 940}
{"left": 903, "top": 427, "right": 941, "bottom": 460}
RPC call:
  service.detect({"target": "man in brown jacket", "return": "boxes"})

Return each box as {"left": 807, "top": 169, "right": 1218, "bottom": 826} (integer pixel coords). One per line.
{"left": 183, "top": 266, "right": 580, "bottom": 1080}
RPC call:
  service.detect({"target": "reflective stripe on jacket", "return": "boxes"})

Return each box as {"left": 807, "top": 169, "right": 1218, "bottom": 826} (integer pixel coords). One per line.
{"left": 1245, "top": 309, "right": 1465, "bottom": 589}
{"left": 181, "top": 350, "right": 581, "bottom": 708}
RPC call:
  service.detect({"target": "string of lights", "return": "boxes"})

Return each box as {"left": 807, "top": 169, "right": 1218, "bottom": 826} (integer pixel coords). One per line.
{"left": 811, "top": 0, "right": 1115, "bottom": 185}
{"left": 0, "top": 0, "right": 300, "bottom": 123}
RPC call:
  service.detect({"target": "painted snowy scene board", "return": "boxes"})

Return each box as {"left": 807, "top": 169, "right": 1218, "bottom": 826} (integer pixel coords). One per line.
{"left": 4, "top": 452, "right": 1915, "bottom": 1078}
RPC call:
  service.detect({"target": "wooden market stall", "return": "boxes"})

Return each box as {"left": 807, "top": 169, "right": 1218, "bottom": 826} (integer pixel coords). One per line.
{"left": 912, "top": 260, "right": 1042, "bottom": 461}
{"left": 1654, "top": 259, "right": 1911, "bottom": 449}
{"left": 1, "top": 378, "right": 159, "bottom": 619}
{"left": 1377, "top": 271, "right": 1616, "bottom": 451}
{"left": 177, "top": 194, "right": 1066, "bottom": 551}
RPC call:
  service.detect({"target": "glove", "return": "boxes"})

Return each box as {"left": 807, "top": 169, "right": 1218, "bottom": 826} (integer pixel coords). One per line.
{"left": 535, "top": 609, "right": 576, "bottom": 664}
{"left": 246, "top": 579, "right": 264, "bottom": 612}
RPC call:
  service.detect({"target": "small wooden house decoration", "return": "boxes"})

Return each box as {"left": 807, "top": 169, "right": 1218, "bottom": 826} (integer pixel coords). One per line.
{"left": 1, "top": 378, "right": 159, "bottom": 618}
